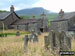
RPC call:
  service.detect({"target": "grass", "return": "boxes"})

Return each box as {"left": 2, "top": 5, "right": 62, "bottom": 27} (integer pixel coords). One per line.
{"left": 0, "top": 30, "right": 30, "bottom": 37}
{"left": 0, "top": 31, "right": 75, "bottom": 56}
{"left": 0, "top": 33, "right": 54, "bottom": 56}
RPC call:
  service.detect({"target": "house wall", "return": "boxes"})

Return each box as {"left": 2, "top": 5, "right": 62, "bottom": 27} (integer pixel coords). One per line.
{"left": 11, "top": 22, "right": 39, "bottom": 32}
{"left": 50, "top": 21, "right": 68, "bottom": 31}
{"left": 38, "top": 18, "right": 48, "bottom": 32}
{"left": 28, "top": 22, "right": 39, "bottom": 32}
{"left": 68, "top": 16, "right": 75, "bottom": 30}
{"left": 11, "top": 25, "right": 27, "bottom": 31}
{"left": 42, "top": 18, "right": 48, "bottom": 28}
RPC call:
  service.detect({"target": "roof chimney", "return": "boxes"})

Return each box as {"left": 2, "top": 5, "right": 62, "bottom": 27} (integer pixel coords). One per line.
{"left": 10, "top": 5, "right": 14, "bottom": 12}
{"left": 41, "top": 12, "right": 46, "bottom": 16}
{"left": 59, "top": 9, "right": 64, "bottom": 18}
{"left": 41, "top": 12, "right": 46, "bottom": 19}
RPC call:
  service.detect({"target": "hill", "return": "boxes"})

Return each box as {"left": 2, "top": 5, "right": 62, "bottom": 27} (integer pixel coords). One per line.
{"left": 16, "top": 7, "right": 52, "bottom": 16}
{"left": 0, "top": 10, "right": 7, "bottom": 13}
{"left": 20, "top": 13, "right": 58, "bottom": 21}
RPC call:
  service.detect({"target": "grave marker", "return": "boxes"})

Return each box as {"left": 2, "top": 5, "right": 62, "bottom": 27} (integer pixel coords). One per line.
{"left": 30, "top": 30, "right": 38, "bottom": 43}
{"left": 23, "top": 35, "right": 29, "bottom": 52}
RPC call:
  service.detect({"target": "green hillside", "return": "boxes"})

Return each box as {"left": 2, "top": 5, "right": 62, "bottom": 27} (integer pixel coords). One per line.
{"left": 16, "top": 7, "right": 51, "bottom": 15}
{"left": 20, "top": 13, "right": 58, "bottom": 21}
{"left": 0, "top": 10, "right": 7, "bottom": 13}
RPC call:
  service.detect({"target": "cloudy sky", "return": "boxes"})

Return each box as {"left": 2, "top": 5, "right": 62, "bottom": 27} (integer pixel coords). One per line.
{"left": 0, "top": 0, "right": 75, "bottom": 12}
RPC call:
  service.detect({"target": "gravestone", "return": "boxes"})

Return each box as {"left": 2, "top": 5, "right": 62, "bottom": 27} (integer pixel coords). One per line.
{"left": 29, "top": 30, "right": 38, "bottom": 43}
{"left": 37, "top": 31, "right": 41, "bottom": 35}
{"left": 55, "top": 31, "right": 61, "bottom": 50}
{"left": 74, "top": 32, "right": 75, "bottom": 40}
{"left": 23, "top": 35, "right": 29, "bottom": 52}
{"left": 59, "top": 32, "right": 64, "bottom": 51}
{"left": 65, "top": 32, "right": 71, "bottom": 50}
{"left": 48, "top": 30, "right": 56, "bottom": 50}
{"left": 16, "top": 31, "right": 20, "bottom": 36}
{"left": 59, "top": 31, "right": 71, "bottom": 51}
{"left": 44, "top": 36, "right": 50, "bottom": 50}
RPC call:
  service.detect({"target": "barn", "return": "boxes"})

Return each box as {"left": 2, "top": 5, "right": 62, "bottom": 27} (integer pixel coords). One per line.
{"left": 50, "top": 9, "right": 75, "bottom": 32}
{"left": 0, "top": 5, "right": 48, "bottom": 33}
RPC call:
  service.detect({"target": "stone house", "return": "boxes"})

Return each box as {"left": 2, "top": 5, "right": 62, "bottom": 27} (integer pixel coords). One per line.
{"left": 50, "top": 9, "right": 75, "bottom": 32}
{"left": 0, "top": 5, "right": 48, "bottom": 33}
{"left": 0, "top": 5, "right": 20, "bottom": 29}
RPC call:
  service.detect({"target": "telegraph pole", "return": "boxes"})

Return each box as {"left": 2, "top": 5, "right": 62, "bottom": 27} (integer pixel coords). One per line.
{"left": 2, "top": 22, "right": 4, "bottom": 37}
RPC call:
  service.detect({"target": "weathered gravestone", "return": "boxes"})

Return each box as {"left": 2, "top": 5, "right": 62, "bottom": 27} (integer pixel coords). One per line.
{"left": 23, "top": 35, "right": 29, "bottom": 52}
{"left": 55, "top": 31, "right": 61, "bottom": 50}
{"left": 16, "top": 31, "right": 20, "bottom": 36}
{"left": 45, "top": 30, "right": 71, "bottom": 52}
{"left": 73, "top": 32, "right": 75, "bottom": 40}
{"left": 37, "top": 31, "right": 41, "bottom": 35}
{"left": 29, "top": 30, "right": 38, "bottom": 43}
{"left": 48, "top": 30, "right": 56, "bottom": 51}
{"left": 65, "top": 32, "right": 71, "bottom": 50}
{"left": 59, "top": 31, "right": 65, "bottom": 51}
{"left": 44, "top": 36, "right": 50, "bottom": 50}
{"left": 59, "top": 31, "right": 71, "bottom": 51}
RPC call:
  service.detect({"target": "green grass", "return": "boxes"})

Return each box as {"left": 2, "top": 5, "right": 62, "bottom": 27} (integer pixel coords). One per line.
{"left": 0, "top": 32, "right": 30, "bottom": 37}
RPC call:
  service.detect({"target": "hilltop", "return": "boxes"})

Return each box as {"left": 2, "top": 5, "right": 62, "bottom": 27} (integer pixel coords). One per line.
{"left": 16, "top": 7, "right": 53, "bottom": 16}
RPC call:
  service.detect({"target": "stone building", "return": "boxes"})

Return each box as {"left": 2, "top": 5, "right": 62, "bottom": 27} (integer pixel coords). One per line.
{"left": 0, "top": 5, "right": 48, "bottom": 33}
{"left": 0, "top": 5, "right": 20, "bottom": 29}
{"left": 50, "top": 9, "right": 75, "bottom": 32}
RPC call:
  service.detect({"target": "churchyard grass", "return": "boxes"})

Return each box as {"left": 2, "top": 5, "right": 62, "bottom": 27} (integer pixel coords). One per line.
{"left": 0, "top": 30, "right": 30, "bottom": 37}
{"left": 0, "top": 31, "right": 75, "bottom": 56}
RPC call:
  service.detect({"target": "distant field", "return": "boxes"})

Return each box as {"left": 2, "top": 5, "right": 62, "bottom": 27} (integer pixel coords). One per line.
{"left": 0, "top": 30, "right": 30, "bottom": 37}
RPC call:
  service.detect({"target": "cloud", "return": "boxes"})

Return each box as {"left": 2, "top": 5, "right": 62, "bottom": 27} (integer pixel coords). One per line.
{"left": 8, "top": 0, "right": 14, "bottom": 2}
{"left": 0, "top": 0, "right": 41, "bottom": 11}
{"left": 14, "top": 3, "right": 33, "bottom": 11}
{"left": 1, "top": 0, "right": 75, "bottom": 12}
{"left": 33, "top": 0, "right": 75, "bottom": 12}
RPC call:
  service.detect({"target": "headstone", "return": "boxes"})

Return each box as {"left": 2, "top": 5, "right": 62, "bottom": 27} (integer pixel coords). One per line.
{"left": 48, "top": 30, "right": 56, "bottom": 50}
{"left": 23, "top": 35, "right": 29, "bottom": 52}
{"left": 59, "top": 31, "right": 71, "bottom": 51}
{"left": 47, "top": 30, "right": 72, "bottom": 53}
{"left": 29, "top": 30, "right": 38, "bottom": 43}
{"left": 16, "top": 31, "right": 20, "bottom": 36}
{"left": 37, "top": 31, "right": 41, "bottom": 35}
{"left": 65, "top": 32, "right": 71, "bottom": 50}
{"left": 44, "top": 36, "right": 50, "bottom": 50}
{"left": 55, "top": 31, "right": 61, "bottom": 50}
{"left": 73, "top": 34, "right": 75, "bottom": 40}
{"left": 59, "top": 31, "right": 65, "bottom": 51}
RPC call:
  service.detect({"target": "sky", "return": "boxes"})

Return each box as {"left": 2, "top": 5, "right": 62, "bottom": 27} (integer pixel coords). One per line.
{"left": 0, "top": 0, "right": 75, "bottom": 12}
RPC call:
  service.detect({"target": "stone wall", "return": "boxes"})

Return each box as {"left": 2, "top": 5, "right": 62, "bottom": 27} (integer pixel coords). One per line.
{"left": 50, "top": 20, "right": 68, "bottom": 31}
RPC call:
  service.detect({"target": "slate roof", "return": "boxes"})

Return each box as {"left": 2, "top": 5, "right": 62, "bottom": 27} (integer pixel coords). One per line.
{"left": 0, "top": 12, "right": 11, "bottom": 20}
{"left": 13, "top": 19, "right": 39, "bottom": 25}
{"left": 51, "top": 12, "right": 75, "bottom": 22}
